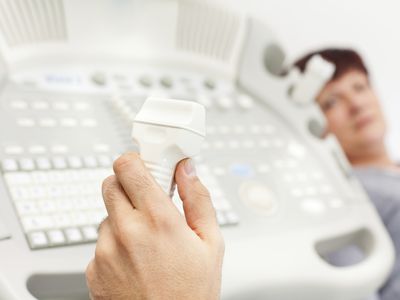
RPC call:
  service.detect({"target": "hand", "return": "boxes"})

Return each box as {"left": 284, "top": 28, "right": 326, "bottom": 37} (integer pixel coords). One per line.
{"left": 86, "top": 152, "right": 224, "bottom": 300}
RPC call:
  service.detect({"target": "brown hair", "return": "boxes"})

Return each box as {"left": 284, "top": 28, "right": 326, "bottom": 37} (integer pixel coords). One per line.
{"left": 292, "top": 48, "right": 369, "bottom": 81}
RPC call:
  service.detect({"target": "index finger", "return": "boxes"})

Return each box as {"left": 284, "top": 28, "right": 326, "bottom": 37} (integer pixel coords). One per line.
{"left": 113, "top": 152, "right": 175, "bottom": 213}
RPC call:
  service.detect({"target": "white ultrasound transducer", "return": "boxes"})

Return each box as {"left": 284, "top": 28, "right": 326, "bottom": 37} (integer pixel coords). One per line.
{"left": 132, "top": 97, "right": 206, "bottom": 196}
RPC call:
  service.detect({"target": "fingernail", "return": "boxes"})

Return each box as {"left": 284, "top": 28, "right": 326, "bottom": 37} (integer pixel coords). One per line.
{"left": 184, "top": 159, "right": 196, "bottom": 177}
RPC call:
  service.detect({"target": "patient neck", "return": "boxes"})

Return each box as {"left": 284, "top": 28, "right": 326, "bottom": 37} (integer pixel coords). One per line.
{"left": 348, "top": 144, "right": 395, "bottom": 169}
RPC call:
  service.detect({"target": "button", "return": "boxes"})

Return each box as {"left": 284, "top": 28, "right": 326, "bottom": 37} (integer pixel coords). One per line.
{"left": 211, "top": 188, "right": 224, "bottom": 198}
{"left": 250, "top": 125, "right": 261, "bottom": 134}
{"left": 4, "top": 172, "right": 32, "bottom": 185}
{"left": 304, "top": 186, "right": 317, "bottom": 196}
{"left": 52, "top": 157, "right": 67, "bottom": 169}
{"left": 320, "top": 185, "right": 333, "bottom": 195}
{"left": 91, "top": 72, "right": 107, "bottom": 86}
{"left": 329, "top": 198, "right": 344, "bottom": 208}
{"left": 217, "top": 125, "right": 230, "bottom": 134}
{"left": 225, "top": 211, "right": 239, "bottom": 225}
{"left": 273, "top": 160, "right": 285, "bottom": 169}
{"left": 212, "top": 167, "right": 226, "bottom": 176}
{"left": 36, "top": 157, "right": 51, "bottom": 170}
{"left": 264, "top": 125, "right": 275, "bottom": 134}
{"left": 29, "top": 145, "right": 47, "bottom": 154}
{"left": 67, "top": 156, "right": 83, "bottom": 168}
{"left": 213, "top": 141, "right": 225, "bottom": 149}
{"left": 138, "top": 76, "right": 153, "bottom": 88}
{"left": 81, "top": 119, "right": 98, "bottom": 127}
{"left": 52, "top": 102, "right": 69, "bottom": 111}
{"left": 37, "top": 200, "right": 56, "bottom": 213}
{"left": 230, "top": 163, "right": 254, "bottom": 178}
{"left": 112, "top": 74, "right": 127, "bottom": 82}
{"left": 216, "top": 97, "right": 233, "bottom": 110}
{"left": 204, "top": 78, "right": 216, "bottom": 90}
{"left": 287, "top": 141, "right": 306, "bottom": 158}
{"left": 19, "top": 158, "right": 35, "bottom": 171}
{"left": 242, "top": 140, "right": 255, "bottom": 148}
{"left": 283, "top": 173, "right": 294, "bottom": 182}
{"left": 0, "top": 221, "right": 11, "bottom": 241}
{"left": 257, "top": 164, "right": 270, "bottom": 173}
{"left": 15, "top": 201, "right": 39, "bottom": 215}
{"left": 237, "top": 94, "right": 254, "bottom": 110}
{"left": 51, "top": 145, "right": 68, "bottom": 154}
{"left": 73, "top": 102, "right": 89, "bottom": 111}
{"left": 240, "top": 181, "right": 278, "bottom": 216}
{"left": 206, "top": 125, "right": 216, "bottom": 135}
{"left": 216, "top": 211, "right": 227, "bottom": 225}
{"left": 233, "top": 125, "right": 245, "bottom": 134}
{"left": 83, "top": 156, "right": 98, "bottom": 168}
{"left": 64, "top": 228, "right": 83, "bottom": 243}
{"left": 22, "top": 216, "right": 54, "bottom": 232}
{"left": 160, "top": 77, "right": 173, "bottom": 88}
{"left": 259, "top": 139, "right": 270, "bottom": 148}
{"left": 228, "top": 140, "right": 239, "bottom": 149}
{"left": 47, "top": 229, "right": 66, "bottom": 245}
{"left": 1, "top": 159, "right": 19, "bottom": 172}
{"left": 32, "top": 101, "right": 49, "bottom": 110}
{"left": 39, "top": 118, "right": 57, "bottom": 127}
{"left": 10, "top": 100, "right": 28, "bottom": 110}
{"left": 17, "top": 118, "right": 35, "bottom": 127}
{"left": 60, "top": 118, "right": 78, "bottom": 127}
{"left": 4, "top": 145, "right": 24, "bottom": 155}
{"left": 301, "top": 199, "right": 326, "bottom": 214}
{"left": 312, "top": 171, "right": 324, "bottom": 180}
{"left": 28, "top": 231, "right": 48, "bottom": 248}
{"left": 82, "top": 226, "right": 98, "bottom": 241}
{"left": 202, "top": 142, "right": 210, "bottom": 150}
{"left": 98, "top": 155, "right": 112, "bottom": 167}
{"left": 212, "top": 197, "right": 231, "bottom": 211}
{"left": 93, "top": 144, "right": 110, "bottom": 153}
{"left": 272, "top": 138, "right": 284, "bottom": 148}
{"left": 296, "top": 172, "right": 308, "bottom": 182}
{"left": 291, "top": 188, "right": 304, "bottom": 197}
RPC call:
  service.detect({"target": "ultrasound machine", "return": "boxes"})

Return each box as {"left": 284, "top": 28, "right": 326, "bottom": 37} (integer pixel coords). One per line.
{"left": 0, "top": 0, "right": 394, "bottom": 299}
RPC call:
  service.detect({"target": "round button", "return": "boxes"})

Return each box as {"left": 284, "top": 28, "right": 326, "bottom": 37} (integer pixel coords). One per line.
{"left": 91, "top": 72, "right": 107, "bottom": 86}
{"left": 287, "top": 141, "right": 306, "bottom": 158}
{"left": 301, "top": 199, "right": 326, "bottom": 215}
{"left": 239, "top": 181, "right": 278, "bottom": 216}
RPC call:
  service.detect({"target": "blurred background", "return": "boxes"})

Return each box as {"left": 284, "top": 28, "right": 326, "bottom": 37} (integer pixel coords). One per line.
{"left": 221, "top": 0, "right": 400, "bottom": 161}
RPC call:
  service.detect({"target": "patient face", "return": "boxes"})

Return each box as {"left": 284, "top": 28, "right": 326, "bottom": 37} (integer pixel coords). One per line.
{"left": 316, "top": 70, "right": 386, "bottom": 161}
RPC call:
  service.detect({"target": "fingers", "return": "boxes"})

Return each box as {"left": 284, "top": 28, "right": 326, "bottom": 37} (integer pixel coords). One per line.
{"left": 102, "top": 175, "right": 135, "bottom": 221}
{"left": 175, "top": 159, "right": 219, "bottom": 240}
{"left": 113, "top": 152, "right": 173, "bottom": 213}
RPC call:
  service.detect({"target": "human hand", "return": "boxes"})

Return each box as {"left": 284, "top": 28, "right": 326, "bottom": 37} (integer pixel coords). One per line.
{"left": 86, "top": 152, "right": 224, "bottom": 300}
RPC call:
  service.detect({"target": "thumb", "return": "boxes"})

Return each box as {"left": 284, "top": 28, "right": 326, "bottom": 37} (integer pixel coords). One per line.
{"left": 175, "top": 159, "right": 218, "bottom": 239}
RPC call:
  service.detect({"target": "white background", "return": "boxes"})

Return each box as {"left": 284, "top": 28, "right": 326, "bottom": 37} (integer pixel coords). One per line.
{"left": 220, "top": 0, "right": 400, "bottom": 160}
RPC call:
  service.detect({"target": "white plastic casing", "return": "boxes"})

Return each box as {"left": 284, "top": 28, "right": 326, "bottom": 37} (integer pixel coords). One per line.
{"left": 291, "top": 55, "right": 335, "bottom": 105}
{"left": 132, "top": 97, "right": 206, "bottom": 196}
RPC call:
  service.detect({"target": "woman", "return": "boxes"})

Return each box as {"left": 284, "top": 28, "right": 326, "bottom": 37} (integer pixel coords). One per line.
{"left": 294, "top": 48, "right": 400, "bottom": 300}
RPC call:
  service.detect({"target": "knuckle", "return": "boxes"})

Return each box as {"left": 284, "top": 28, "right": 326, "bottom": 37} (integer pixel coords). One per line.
{"left": 114, "top": 219, "right": 147, "bottom": 250}
{"left": 113, "top": 220, "right": 135, "bottom": 244}
{"left": 102, "top": 178, "right": 121, "bottom": 208}
{"left": 97, "top": 218, "right": 108, "bottom": 235}
{"left": 193, "top": 181, "right": 211, "bottom": 200}
{"left": 85, "top": 260, "right": 96, "bottom": 282}
{"left": 113, "top": 154, "right": 132, "bottom": 173}
{"left": 113, "top": 153, "right": 138, "bottom": 173}
{"left": 132, "top": 172, "right": 152, "bottom": 190}
{"left": 148, "top": 207, "right": 175, "bottom": 229}
{"left": 94, "top": 244, "right": 112, "bottom": 263}
{"left": 217, "top": 233, "right": 225, "bottom": 254}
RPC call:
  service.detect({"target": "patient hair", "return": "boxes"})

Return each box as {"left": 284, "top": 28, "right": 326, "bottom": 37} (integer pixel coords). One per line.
{"left": 292, "top": 48, "right": 369, "bottom": 81}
